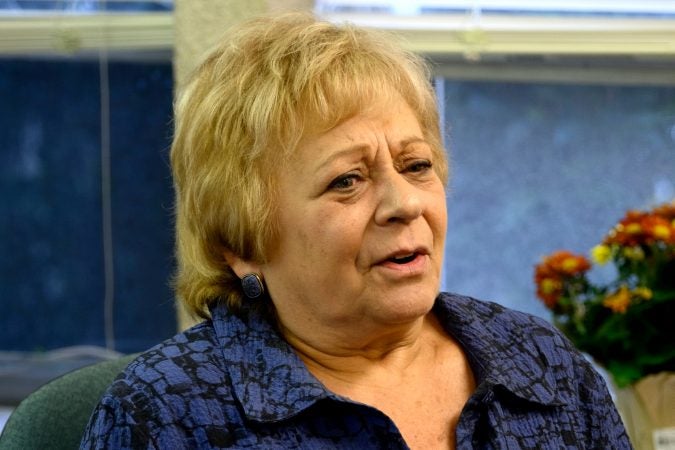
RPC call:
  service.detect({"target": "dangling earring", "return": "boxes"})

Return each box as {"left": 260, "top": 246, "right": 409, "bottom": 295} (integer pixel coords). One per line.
{"left": 241, "top": 273, "right": 264, "bottom": 299}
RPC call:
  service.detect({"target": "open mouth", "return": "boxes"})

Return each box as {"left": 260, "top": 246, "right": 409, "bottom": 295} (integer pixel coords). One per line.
{"left": 377, "top": 250, "right": 427, "bottom": 275}
{"left": 388, "top": 253, "right": 418, "bottom": 264}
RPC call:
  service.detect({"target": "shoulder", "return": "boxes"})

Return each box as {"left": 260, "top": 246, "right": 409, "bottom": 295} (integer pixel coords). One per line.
{"left": 81, "top": 320, "right": 236, "bottom": 448}
{"left": 436, "top": 293, "right": 598, "bottom": 399}
{"left": 436, "top": 292, "right": 568, "bottom": 351}
{"left": 441, "top": 295, "right": 632, "bottom": 447}
{"left": 110, "top": 319, "right": 228, "bottom": 403}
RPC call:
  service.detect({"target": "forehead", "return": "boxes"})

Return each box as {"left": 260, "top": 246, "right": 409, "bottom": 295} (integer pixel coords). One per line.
{"left": 295, "top": 95, "right": 423, "bottom": 158}
{"left": 299, "top": 79, "right": 423, "bottom": 135}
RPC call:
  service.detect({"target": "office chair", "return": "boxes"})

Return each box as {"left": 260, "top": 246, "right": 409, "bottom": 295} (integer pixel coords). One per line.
{"left": 0, "top": 353, "right": 137, "bottom": 450}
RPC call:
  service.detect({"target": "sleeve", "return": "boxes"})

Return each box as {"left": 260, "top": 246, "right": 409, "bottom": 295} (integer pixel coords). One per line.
{"left": 528, "top": 313, "right": 633, "bottom": 448}
{"left": 573, "top": 349, "right": 634, "bottom": 449}
{"left": 79, "top": 391, "right": 155, "bottom": 450}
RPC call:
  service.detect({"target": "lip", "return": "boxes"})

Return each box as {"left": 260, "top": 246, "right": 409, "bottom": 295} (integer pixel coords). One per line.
{"left": 375, "top": 247, "right": 430, "bottom": 276}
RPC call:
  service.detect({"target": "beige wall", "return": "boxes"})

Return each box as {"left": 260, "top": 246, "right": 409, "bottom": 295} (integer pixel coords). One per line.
{"left": 173, "top": 0, "right": 314, "bottom": 330}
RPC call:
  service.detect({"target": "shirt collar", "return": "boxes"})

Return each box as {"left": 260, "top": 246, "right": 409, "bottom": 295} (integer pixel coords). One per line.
{"left": 434, "top": 293, "right": 574, "bottom": 406}
{"left": 210, "top": 293, "right": 573, "bottom": 423}
{"left": 209, "top": 302, "right": 331, "bottom": 423}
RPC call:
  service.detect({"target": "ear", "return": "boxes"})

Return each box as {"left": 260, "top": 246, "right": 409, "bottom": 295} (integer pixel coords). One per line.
{"left": 223, "top": 248, "right": 262, "bottom": 279}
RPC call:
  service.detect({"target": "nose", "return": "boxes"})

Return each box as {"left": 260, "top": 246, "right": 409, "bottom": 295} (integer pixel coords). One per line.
{"left": 374, "top": 169, "right": 423, "bottom": 225}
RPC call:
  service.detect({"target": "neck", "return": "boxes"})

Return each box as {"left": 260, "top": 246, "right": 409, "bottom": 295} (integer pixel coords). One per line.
{"left": 280, "top": 313, "right": 445, "bottom": 387}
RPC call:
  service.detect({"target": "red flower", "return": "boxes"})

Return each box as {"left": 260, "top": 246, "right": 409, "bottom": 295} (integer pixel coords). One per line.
{"left": 532, "top": 201, "right": 675, "bottom": 387}
{"left": 604, "top": 210, "right": 647, "bottom": 246}
{"left": 534, "top": 251, "right": 590, "bottom": 308}
{"left": 652, "top": 200, "right": 675, "bottom": 222}
{"left": 604, "top": 208, "right": 675, "bottom": 246}
{"left": 543, "top": 250, "right": 592, "bottom": 276}
{"left": 642, "top": 214, "right": 674, "bottom": 244}
{"left": 535, "top": 274, "right": 563, "bottom": 309}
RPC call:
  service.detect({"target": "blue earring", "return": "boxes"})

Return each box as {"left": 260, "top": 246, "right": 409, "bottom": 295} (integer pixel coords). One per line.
{"left": 241, "top": 273, "right": 264, "bottom": 299}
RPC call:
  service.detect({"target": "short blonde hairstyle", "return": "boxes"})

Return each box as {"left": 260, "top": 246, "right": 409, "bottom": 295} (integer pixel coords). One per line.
{"left": 171, "top": 12, "right": 448, "bottom": 318}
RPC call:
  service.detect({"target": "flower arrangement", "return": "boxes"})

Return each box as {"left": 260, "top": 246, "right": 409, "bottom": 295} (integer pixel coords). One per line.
{"left": 534, "top": 201, "right": 675, "bottom": 387}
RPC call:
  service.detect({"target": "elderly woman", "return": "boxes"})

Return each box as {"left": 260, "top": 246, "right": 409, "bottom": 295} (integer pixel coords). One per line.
{"left": 81, "top": 13, "right": 630, "bottom": 449}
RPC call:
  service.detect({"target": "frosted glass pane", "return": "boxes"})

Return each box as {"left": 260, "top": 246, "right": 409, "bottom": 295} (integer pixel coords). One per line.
{"left": 441, "top": 80, "right": 675, "bottom": 319}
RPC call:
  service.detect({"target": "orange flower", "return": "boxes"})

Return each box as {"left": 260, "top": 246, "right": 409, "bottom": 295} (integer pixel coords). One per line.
{"left": 604, "top": 209, "right": 675, "bottom": 246}
{"left": 652, "top": 200, "right": 675, "bottom": 222}
{"left": 536, "top": 277, "right": 563, "bottom": 309}
{"left": 543, "top": 250, "right": 591, "bottom": 276}
{"left": 642, "top": 215, "right": 674, "bottom": 244}
{"left": 602, "top": 286, "right": 632, "bottom": 314}
{"left": 534, "top": 250, "right": 590, "bottom": 308}
{"left": 604, "top": 210, "right": 647, "bottom": 246}
{"left": 534, "top": 262, "right": 561, "bottom": 308}
{"left": 533, "top": 201, "right": 675, "bottom": 387}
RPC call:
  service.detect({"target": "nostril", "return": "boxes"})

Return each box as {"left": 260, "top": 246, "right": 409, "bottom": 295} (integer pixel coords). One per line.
{"left": 375, "top": 179, "right": 423, "bottom": 225}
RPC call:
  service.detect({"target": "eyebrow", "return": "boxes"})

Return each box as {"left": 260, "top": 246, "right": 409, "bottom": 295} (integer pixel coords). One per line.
{"left": 315, "top": 144, "right": 370, "bottom": 173}
{"left": 315, "top": 136, "right": 429, "bottom": 172}
{"left": 399, "top": 136, "right": 429, "bottom": 150}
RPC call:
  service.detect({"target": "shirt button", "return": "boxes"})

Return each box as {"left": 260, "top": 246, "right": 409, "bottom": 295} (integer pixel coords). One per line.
{"left": 482, "top": 390, "right": 494, "bottom": 403}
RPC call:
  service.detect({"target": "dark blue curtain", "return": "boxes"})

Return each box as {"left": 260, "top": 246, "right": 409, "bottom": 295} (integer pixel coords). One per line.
{"left": 0, "top": 58, "right": 176, "bottom": 352}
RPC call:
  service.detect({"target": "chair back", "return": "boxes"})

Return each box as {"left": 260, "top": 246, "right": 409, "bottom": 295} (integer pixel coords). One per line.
{"left": 0, "top": 353, "right": 137, "bottom": 450}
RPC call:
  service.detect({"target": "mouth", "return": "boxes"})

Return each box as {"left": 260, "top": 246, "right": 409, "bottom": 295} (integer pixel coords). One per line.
{"left": 378, "top": 247, "right": 430, "bottom": 267}
{"left": 375, "top": 249, "right": 429, "bottom": 276}
{"left": 387, "top": 252, "right": 419, "bottom": 265}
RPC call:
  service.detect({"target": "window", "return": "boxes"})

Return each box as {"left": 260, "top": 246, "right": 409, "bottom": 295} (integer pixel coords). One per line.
{"left": 0, "top": 0, "right": 176, "bottom": 356}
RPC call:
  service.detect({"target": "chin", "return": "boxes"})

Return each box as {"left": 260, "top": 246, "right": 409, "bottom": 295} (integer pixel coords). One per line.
{"left": 376, "top": 287, "right": 438, "bottom": 323}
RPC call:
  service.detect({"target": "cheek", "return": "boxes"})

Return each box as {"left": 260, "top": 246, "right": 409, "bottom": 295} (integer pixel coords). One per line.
{"left": 299, "top": 206, "right": 366, "bottom": 261}
{"left": 429, "top": 193, "right": 448, "bottom": 242}
{"left": 436, "top": 203, "right": 448, "bottom": 232}
{"left": 280, "top": 207, "right": 336, "bottom": 263}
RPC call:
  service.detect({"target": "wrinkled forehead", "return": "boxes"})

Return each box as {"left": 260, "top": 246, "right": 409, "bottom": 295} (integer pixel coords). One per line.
{"left": 299, "top": 82, "right": 425, "bottom": 148}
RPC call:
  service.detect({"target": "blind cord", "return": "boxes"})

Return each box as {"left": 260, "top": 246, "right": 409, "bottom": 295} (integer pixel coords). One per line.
{"left": 99, "top": 0, "right": 115, "bottom": 351}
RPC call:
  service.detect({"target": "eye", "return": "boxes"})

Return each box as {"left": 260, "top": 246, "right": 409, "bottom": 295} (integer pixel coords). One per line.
{"left": 405, "top": 159, "right": 433, "bottom": 174}
{"left": 328, "top": 173, "right": 362, "bottom": 191}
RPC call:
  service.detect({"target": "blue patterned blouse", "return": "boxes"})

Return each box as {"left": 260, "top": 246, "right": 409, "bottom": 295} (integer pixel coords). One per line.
{"left": 80, "top": 293, "right": 632, "bottom": 449}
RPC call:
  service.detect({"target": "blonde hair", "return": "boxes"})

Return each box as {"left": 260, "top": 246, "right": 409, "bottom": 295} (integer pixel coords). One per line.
{"left": 171, "top": 12, "right": 448, "bottom": 318}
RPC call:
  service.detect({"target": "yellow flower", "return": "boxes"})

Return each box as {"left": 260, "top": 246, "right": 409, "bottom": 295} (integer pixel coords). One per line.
{"left": 591, "top": 245, "right": 611, "bottom": 265}
{"left": 561, "top": 257, "right": 581, "bottom": 272}
{"left": 651, "top": 224, "right": 671, "bottom": 240}
{"left": 632, "top": 287, "right": 653, "bottom": 300}
{"left": 625, "top": 223, "right": 642, "bottom": 234}
{"left": 540, "top": 278, "right": 561, "bottom": 295}
{"left": 603, "top": 286, "right": 632, "bottom": 314}
{"left": 622, "top": 246, "right": 645, "bottom": 261}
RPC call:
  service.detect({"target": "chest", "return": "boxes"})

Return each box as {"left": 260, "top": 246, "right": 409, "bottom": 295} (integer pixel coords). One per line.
{"left": 455, "top": 388, "right": 584, "bottom": 449}
{"left": 370, "top": 381, "right": 467, "bottom": 449}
